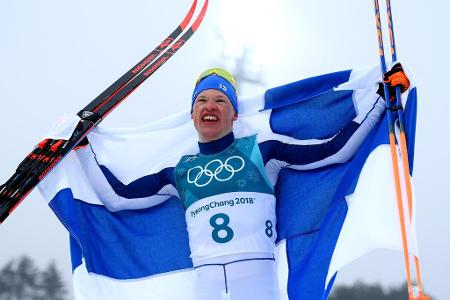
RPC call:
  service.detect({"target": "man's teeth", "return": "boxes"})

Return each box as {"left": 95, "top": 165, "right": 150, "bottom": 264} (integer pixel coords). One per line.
{"left": 203, "top": 115, "right": 218, "bottom": 121}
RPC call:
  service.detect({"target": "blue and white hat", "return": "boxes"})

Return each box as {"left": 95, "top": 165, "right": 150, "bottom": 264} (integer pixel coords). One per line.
{"left": 191, "top": 68, "right": 238, "bottom": 113}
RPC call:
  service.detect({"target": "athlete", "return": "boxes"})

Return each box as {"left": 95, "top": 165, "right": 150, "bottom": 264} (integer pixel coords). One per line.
{"left": 82, "top": 67, "right": 409, "bottom": 300}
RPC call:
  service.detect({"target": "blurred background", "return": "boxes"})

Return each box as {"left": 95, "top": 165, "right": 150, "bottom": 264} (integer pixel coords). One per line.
{"left": 0, "top": 0, "right": 448, "bottom": 299}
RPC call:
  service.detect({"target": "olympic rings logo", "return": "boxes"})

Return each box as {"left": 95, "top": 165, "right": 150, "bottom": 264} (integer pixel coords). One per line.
{"left": 187, "top": 156, "right": 245, "bottom": 187}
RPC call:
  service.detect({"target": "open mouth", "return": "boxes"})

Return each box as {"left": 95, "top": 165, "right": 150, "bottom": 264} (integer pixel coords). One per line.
{"left": 202, "top": 114, "right": 218, "bottom": 122}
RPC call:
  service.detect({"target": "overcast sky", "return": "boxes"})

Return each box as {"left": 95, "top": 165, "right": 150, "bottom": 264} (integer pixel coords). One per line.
{"left": 0, "top": 1, "right": 448, "bottom": 299}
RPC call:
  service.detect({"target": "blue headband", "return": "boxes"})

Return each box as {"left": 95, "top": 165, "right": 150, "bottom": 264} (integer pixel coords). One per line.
{"left": 191, "top": 74, "right": 238, "bottom": 113}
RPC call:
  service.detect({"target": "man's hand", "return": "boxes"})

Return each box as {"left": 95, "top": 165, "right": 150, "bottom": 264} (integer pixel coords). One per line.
{"left": 377, "top": 63, "right": 411, "bottom": 101}
{"left": 384, "top": 63, "right": 410, "bottom": 94}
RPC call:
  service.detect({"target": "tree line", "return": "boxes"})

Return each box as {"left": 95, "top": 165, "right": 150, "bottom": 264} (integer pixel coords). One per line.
{"left": 0, "top": 256, "right": 433, "bottom": 300}
{"left": 329, "top": 281, "right": 433, "bottom": 300}
{"left": 0, "top": 256, "right": 67, "bottom": 300}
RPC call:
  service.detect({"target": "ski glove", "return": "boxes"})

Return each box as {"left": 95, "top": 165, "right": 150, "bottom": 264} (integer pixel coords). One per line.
{"left": 384, "top": 62, "right": 410, "bottom": 93}
{"left": 377, "top": 63, "right": 411, "bottom": 101}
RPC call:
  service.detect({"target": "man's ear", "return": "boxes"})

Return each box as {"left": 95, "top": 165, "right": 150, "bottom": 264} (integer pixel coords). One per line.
{"left": 232, "top": 113, "right": 238, "bottom": 121}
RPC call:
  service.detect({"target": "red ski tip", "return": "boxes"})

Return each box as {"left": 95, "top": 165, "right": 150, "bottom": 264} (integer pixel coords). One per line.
{"left": 180, "top": 0, "right": 197, "bottom": 30}
{"left": 192, "top": 0, "right": 208, "bottom": 32}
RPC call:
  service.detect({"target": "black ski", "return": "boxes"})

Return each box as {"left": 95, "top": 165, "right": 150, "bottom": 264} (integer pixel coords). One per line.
{"left": 0, "top": 0, "right": 198, "bottom": 201}
{"left": 81, "top": 0, "right": 198, "bottom": 116}
{"left": 0, "top": 0, "right": 209, "bottom": 224}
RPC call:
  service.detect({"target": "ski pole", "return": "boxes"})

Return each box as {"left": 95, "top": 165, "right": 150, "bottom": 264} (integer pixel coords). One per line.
{"left": 385, "top": 1, "right": 429, "bottom": 298}
{"left": 374, "top": 0, "right": 414, "bottom": 298}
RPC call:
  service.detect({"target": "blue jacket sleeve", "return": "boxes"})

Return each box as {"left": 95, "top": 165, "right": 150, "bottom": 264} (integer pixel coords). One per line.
{"left": 258, "top": 96, "right": 385, "bottom": 171}
{"left": 79, "top": 145, "right": 179, "bottom": 212}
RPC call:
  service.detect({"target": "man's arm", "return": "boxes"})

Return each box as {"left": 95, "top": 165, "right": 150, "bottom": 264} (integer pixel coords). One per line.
{"left": 258, "top": 95, "right": 385, "bottom": 170}
{"left": 258, "top": 64, "right": 410, "bottom": 171}
{"left": 78, "top": 145, "right": 178, "bottom": 212}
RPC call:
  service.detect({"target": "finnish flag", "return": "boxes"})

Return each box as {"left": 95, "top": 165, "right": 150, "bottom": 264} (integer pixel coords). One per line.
{"left": 38, "top": 66, "right": 419, "bottom": 300}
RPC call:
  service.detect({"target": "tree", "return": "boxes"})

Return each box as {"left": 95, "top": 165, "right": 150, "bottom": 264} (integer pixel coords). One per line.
{"left": 329, "top": 281, "right": 385, "bottom": 300}
{"left": 328, "top": 281, "right": 433, "bottom": 300}
{"left": 15, "top": 256, "right": 39, "bottom": 299}
{"left": 0, "top": 256, "right": 39, "bottom": 300}
{"left": 0, "top": 261, "right": 16, "bottom": 299}
{"left": 0, "top": 256, "right": 68, "bottom": 300}
{"left": 37, "top": 262, "right": 66, "bottom": 300}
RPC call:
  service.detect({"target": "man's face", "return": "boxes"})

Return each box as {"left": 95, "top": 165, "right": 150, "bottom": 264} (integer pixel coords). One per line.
{"left": 191, "top": 89, "right": 238, "bottom": 142}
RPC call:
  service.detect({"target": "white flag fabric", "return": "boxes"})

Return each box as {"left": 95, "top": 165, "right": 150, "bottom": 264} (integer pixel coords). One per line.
{"left": 38, "top": 66, "right": 419, "bottom": 299}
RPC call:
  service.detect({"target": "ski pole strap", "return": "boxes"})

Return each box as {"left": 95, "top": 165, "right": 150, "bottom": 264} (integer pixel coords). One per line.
{"left": 386, "top": 104, "right": 403, "bottom": 112}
